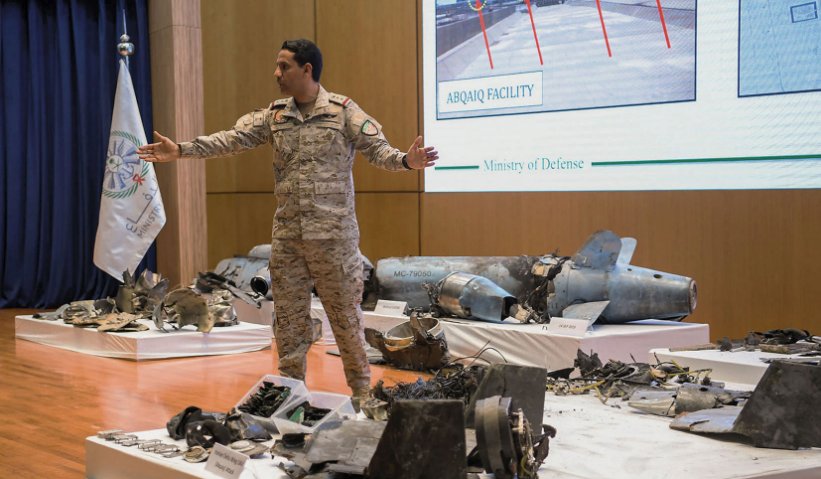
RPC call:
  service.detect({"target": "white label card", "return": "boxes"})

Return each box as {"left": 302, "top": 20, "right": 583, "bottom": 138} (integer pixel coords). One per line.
{"left": 205, "top": 442, "right": 248, "bottom": 479}
{"left": 544, "top": 317, "right": 593, "bottom": 337}
{"left": 374, "top": 300, "right": 408, "bottom": 317}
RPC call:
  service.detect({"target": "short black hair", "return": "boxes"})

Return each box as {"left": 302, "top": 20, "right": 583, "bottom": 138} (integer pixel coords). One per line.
{"left": 281, "top": 39, "right": 322, "bottom": 82}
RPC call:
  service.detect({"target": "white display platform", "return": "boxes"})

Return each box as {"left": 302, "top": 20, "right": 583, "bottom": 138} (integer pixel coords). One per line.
{"left": 541, "top": 393, "right": 821, "bottom": 479}
{"left": 232, "top": 299, "right": 710, "bottom": 370}
{"left": 232, "top": 299, "right": 274, "bottom": 327}
{"left": 85, "top": 395, "right": 821, "bottom": 479}
{"left": 649, "top": 347, "right": 813, "bottom": 385}
{"left": 362, "top": 311, "right": 710, "bottom": 371}
{"left": 15, "top": 315, "right": 271, "bottom": 361}
{"left": 86, "top": 429, "right": 289, "bottom": 479}
{"left": 233, "top": 299, "right": 336, "bottom": 345}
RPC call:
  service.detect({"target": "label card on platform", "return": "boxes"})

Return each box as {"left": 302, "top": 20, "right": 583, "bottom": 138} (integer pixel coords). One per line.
{"left": 544, "top": 317, "right": 593, "bottom": 337}
{"left": 205, "top": 443, "right": 248, "bottom": 479}
{"left": 374, "top": 300, "right": 409, "bottom": 317}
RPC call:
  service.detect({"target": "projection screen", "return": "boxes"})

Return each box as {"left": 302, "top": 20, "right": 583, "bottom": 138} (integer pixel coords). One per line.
{"left": 422, "top": 0, "right": 821, "bottom": 192}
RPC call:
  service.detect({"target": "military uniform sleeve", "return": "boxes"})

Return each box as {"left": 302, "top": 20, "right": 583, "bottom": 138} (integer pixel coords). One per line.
{"left": 344, "top": 102, "right": 410, "bottom": 172}
{"left": 178, "top": 109, "right": 272, "bottom": 160}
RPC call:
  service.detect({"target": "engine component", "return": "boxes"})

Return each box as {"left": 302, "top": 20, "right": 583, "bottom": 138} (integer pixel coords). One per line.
{"left": 365, "top": 311, "right": 449, "bottom": 371}
{"left": 474, "top": 395, "right": 552, "bottom": 479}
{"left": 429, "top": 271, "right": 518, "bottom": 322}
{"left": 466, "top": 364, "right": 547, "bottom": 430}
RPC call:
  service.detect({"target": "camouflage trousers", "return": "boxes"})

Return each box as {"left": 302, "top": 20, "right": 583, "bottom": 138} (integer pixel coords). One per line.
{"left": 270, "top": 238, "right": 370, "bottom": 393}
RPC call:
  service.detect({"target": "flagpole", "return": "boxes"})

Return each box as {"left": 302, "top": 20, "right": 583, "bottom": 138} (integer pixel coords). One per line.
{"left": 117, "top": 9, "right": 134, "bottom": 69}
{"left": 95, "top": 11, "right": 166, "bottom": 280}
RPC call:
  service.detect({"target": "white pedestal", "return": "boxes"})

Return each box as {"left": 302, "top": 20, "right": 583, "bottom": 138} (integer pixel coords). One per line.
{"left": 232, "top": 300, "right": 274, "bottom": 328}
{"left": 15, "top": 315, "right": 271, "bottom": 360}
{"left": 85, "top": 398, "right": 821, "bottom": 479}
{"left": 541, "top": 393, "right": 821, "bottom": 478}
{"left": 85, "top": 429, "right": 288, "bottom": 479}
{"left": 362, "top": 311, "right": 710, "bottom": 371}
{"left": 649, "top": 348, "right": 810, "bottom": 386}
{"left": 234, "top": 299, "right": 335, "bottom": 345}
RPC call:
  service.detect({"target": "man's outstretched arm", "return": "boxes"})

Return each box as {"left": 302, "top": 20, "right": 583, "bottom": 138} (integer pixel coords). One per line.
{"left": 345, "top": 103, "right": 438, "bottom": 172}
{"left": 138, "top": 110, "right": 272, "bottom": 162}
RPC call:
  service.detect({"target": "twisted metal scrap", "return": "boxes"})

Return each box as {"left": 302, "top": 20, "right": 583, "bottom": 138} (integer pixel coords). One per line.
{"left": 547, "top": 349, "right": 714, "bottom": 403}
{"left": 371, "top": 364, "right": 488, "bottom": 414}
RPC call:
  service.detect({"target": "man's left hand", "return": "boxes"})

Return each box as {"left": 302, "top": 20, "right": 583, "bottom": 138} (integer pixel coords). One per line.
{"left": 405, "top": 136, "right": 438, "bottom": 169}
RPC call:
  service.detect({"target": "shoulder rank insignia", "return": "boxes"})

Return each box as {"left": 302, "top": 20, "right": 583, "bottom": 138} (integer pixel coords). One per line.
{"left": 329, "top": 93, "right": 352, "bottom": 107}
{"left": 270, "top": 98, "right": 288, "bottom": 110}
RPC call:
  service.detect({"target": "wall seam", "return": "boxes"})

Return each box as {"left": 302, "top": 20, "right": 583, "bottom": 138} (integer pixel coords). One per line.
{"left": 416, "top": 0, "right": 423, "bottom": 255}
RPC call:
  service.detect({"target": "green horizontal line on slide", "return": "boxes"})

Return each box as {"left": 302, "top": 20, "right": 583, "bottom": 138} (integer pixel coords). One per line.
{"left": 592, "top": 154, "right": 821, "bottom": 167}
{"left": 434, "top": 165, "right": 480, "bottom": 170}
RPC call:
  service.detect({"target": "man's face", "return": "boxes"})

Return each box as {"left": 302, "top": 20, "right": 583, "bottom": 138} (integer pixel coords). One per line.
{"left": 275, "top": 49, "right": 309, "bottom": 96}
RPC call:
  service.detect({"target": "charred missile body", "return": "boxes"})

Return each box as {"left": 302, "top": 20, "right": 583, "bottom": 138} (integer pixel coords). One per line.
{"left": 374, "top": 231, "right": 697, "bottom": 324}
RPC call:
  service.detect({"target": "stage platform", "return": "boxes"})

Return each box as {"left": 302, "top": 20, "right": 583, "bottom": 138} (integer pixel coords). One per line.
{"left": 232, "top": 300, "right": 275, "bottom": 328}
{"left": 650, "top": 347, "right": 814, "bottom": 385}
{"left": 233, "top": 298, "right": 336, "bottom": 345}
{"left": 15, "top": 315, "right": 271, "bottom": 361}
{"left": 232, "top": 299, "right": 710, "bottom": 370}
{"left": 86, "top": 428, "right": 290, "bottom": 479}
{"left": 363, "top": 311, "right": 710, "bottom": 371}
{"left": 85, "top": 394, "right": 820, "bottom": 479}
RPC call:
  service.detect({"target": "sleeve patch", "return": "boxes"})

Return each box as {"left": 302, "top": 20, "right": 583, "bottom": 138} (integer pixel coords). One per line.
{"left": 360, "top": 119, "right": 379, "bottom": 136}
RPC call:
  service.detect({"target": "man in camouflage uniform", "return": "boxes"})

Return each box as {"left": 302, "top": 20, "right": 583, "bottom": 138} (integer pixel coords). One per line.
{"left": 138, "top": 39, "right": 438, "bottom": 402}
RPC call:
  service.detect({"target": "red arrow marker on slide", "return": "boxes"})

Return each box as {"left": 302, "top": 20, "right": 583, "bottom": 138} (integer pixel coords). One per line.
{"left": 656, "top": 0, "right": 672, "bottom": 48}
{"left": 476, "top": 0, "right": 494, "bottom": 69}
{"left": 524, "top": 0, "right": 544, "bottom": 65}
{"left": 595, "top": 0, "right": 613, "bottom": 57}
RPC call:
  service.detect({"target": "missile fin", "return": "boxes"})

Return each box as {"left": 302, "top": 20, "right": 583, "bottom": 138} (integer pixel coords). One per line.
{"left": 561, "top": 300, "right": 610, "bottom": 321}
{"left": 572, "top": 230, "right": 621, "bottom": 270}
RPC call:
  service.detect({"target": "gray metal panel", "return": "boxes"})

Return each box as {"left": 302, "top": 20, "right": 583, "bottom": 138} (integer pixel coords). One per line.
{"left": 561, "top": 300, "right": 610, "bottom": 321}
{"left": 572, "top": 230, "right": 621, "bottom": 271}
{"left": 616, "top": 237, "right": 637, "bottom": 265}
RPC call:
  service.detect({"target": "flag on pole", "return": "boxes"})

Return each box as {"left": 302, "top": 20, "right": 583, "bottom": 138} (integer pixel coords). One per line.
{"left": 94, "top": 59, "right": 166, "bottom": 280}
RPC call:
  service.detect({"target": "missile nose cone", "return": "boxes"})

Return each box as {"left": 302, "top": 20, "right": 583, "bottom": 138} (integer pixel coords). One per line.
{"left": 689, "top": 279, "right": 698, "bottom": 312}
{"left": 597, "top": 267, "right": 696, "bottom": 322}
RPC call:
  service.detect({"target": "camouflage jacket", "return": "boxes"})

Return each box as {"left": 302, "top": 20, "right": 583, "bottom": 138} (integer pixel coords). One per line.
{"left": 179, "top": 86, "right": 409, "bottom": 239}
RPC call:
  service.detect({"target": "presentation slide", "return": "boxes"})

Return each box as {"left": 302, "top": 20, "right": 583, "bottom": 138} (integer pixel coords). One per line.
{"left": 423, "top": 0, "right": 821, "bottom": 192}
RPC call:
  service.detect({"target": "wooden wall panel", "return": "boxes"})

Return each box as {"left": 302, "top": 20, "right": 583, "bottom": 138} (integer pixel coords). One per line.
{"left": 202, "top": 0, "right": 424, "bottom": 269}
{"left": 202, "top": 1, "right": 316, "bottom": 194}
{"left": 206, "top": 193, "right": 276, "bottom": 268}
{"left": 421, "top": 191, "right": 821, "bottom": 340}
{"left": 206, "top": 192, "right": 420, "bottom": 268}
{"left": 356, "top": 193, "right": 420, "bottom": 261}
{"left": 316, "top": 0, "right": 420, "bottom": 193}
{"left": 202, "top": 1, "right": 316, "bottom": 267}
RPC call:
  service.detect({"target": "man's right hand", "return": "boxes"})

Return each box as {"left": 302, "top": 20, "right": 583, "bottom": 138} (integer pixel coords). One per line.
{"left": 138, "top": 131, "right": 180, "bottom": 163}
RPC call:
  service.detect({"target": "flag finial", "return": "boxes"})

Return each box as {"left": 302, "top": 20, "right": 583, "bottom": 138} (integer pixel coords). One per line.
{"left": 118, "top": 34, "right": 134, "bottom": 57}
{"left": 118, "top": 9, "right": 133, "bottom": 59}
